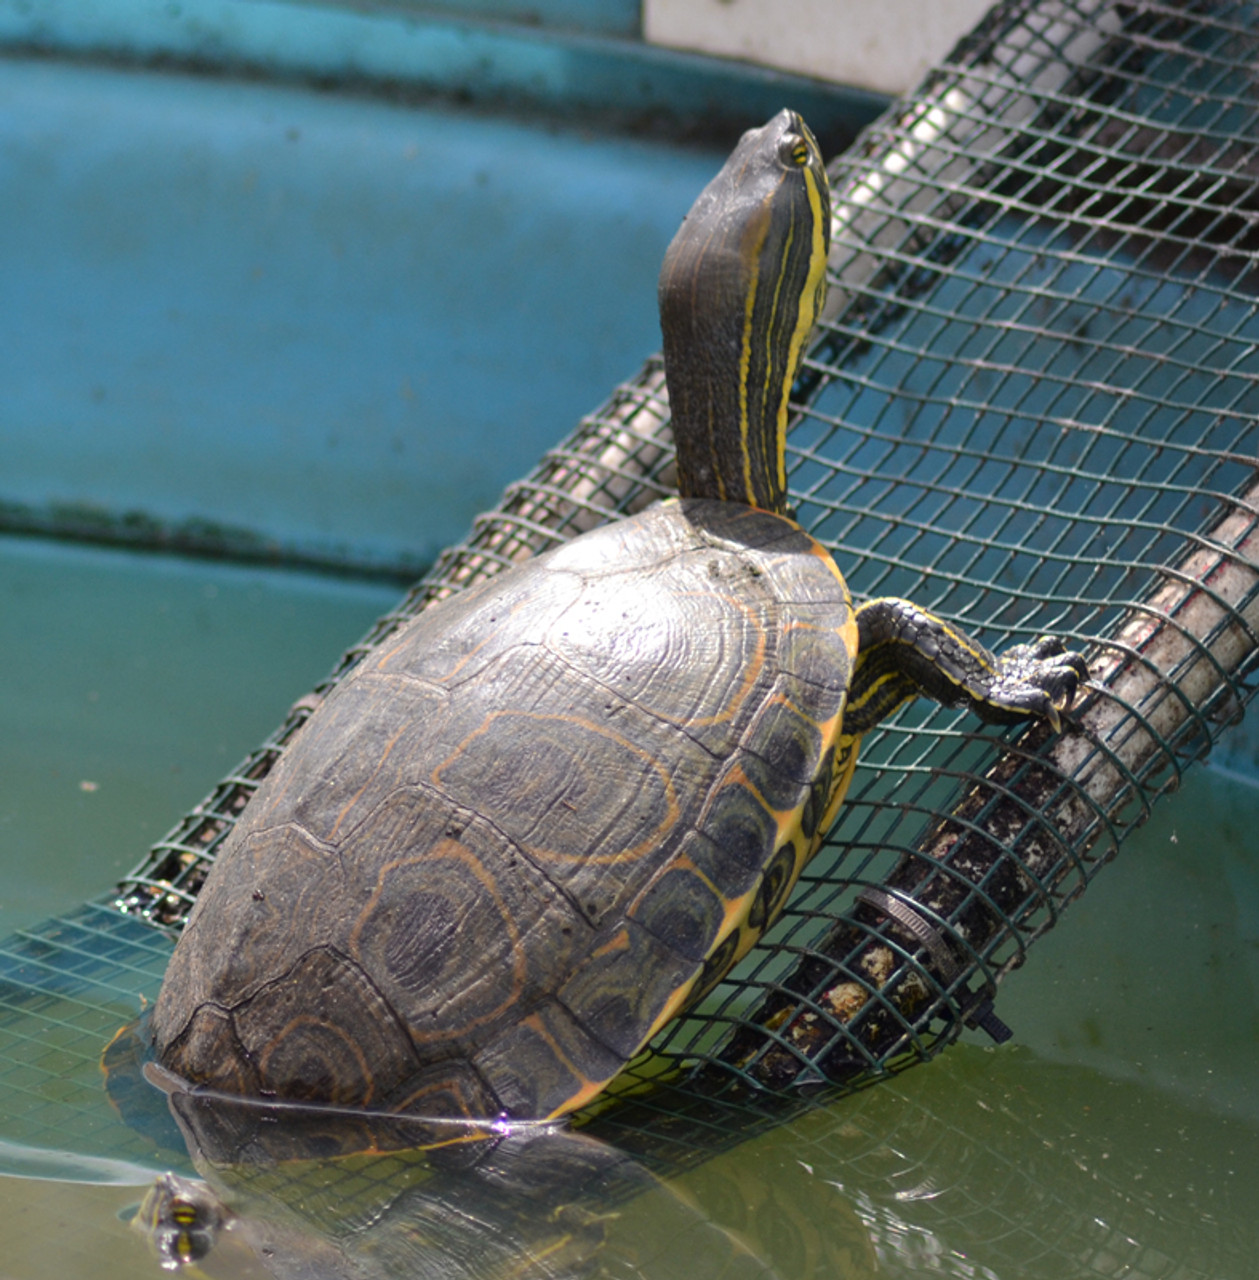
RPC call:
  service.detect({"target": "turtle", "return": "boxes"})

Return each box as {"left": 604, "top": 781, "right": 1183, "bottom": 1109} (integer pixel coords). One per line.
{"left": 130, "top": 1094, "right": 786, "bottom": 1280}
{"left": 149, "top": 108, "right": 1087, "bottom": 1122}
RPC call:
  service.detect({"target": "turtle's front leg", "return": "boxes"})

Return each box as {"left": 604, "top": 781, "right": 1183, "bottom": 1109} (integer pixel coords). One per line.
{"left": 845, "top": 598, "right": 1089, "bottom": 737}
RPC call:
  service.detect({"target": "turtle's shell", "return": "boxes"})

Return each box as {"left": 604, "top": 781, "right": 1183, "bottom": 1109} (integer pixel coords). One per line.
{"left": 151, "top": 498, "right": 856, "bottom": 1120}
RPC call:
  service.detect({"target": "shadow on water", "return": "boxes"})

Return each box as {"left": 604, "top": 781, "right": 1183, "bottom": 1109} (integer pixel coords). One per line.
{"left": 107, "top": 1031, "right": 1258, "bottom": 1280}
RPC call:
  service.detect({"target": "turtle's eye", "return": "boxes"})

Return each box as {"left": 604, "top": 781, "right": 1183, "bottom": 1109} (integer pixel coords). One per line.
{"left": 779, "top": 133, "right": 810, "bottom": 167}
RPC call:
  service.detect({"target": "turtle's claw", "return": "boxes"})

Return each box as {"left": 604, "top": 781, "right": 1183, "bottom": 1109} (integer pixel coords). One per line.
{"left": 1043, "top": 700, "right": 1063, "bottom": 736}
{"left": 980, "top": 635, "right": 1090, "bottom": 730}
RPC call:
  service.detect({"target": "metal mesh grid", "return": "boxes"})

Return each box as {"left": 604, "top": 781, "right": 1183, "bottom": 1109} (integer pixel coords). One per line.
{"left": 140, "top": 1047, "right": 1257, "bottom": 1279}
{"left": 113, "top": 0, "right": 1259, "bottom": 1106}
{"left": 0, "top": 904, "right": 179, "bottom": 1170}
{"left": 587, "top": 1046, "right": 1255, "bottom": 1280}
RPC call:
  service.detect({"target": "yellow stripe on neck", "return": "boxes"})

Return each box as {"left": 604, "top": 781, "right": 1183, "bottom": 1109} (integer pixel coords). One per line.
{"left": 762, "top": 213, "right": 798, "bottom": 499}
{"left": 777, "top": 165, "right": 829, "bottom": 494}
{"left": 737, "top": 201, "right": 774, "bottom": 508}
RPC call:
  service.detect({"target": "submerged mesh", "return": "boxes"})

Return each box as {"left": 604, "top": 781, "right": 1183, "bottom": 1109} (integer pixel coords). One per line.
{"left": 115, "top": 0, "right": 1259, "bottom": 1102}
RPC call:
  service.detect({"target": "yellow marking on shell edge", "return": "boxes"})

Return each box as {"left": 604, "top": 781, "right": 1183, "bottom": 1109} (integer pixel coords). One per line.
{"left": 822, "top": 734, "right": 862, "bottom": 835}
{"left": 591, "top": 929, "right": 631, "bottom": 961}
{"left": 630, "top": 850, "right": 724, "bottom": 918}
{"left": 703, "top": 704, "right": 862, "bottom": 975}
{"left": 782, "top": 611, "right": 860, "bottom": 662}
{"left": 561, "top": 692, "right": 859, "bottom": 1116}
{"left": 808, "top": 537, "right": 853, "bottom": 591}
{"left": 528, "top": 1012, "right": 613, "bottom": 1121}
{"left": 550, "top": 1075, "right": 609, "bottom": 1120}
{"left": 692, "top": 750, "right": 843, "bottom": 967}
{"left": 794, "top": 691, "right": 853, "bottom": 851}
{"left": 667, "top": 851, "right": 713, "bottom": 886}
{"left": 637, "top": 956, "right": 710, "bottom": 1047}
{"left": 617, "top": 878, "right": 776, "bottom": 1060}
{"left": 737, "top": 200, "right": 775, "bottom": 506}
{"left": 761, "top": 687, "right": 828, "bottom": 735}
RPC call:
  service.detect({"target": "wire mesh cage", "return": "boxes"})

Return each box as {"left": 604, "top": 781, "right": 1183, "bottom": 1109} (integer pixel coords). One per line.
{"left": 113, "top": 0, "right": 1259, "bottom": 1110}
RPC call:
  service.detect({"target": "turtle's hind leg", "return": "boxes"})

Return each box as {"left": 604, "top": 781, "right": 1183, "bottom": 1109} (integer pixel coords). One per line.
{"left": 845, "top": 598, "right": 1089, "bottom": 736}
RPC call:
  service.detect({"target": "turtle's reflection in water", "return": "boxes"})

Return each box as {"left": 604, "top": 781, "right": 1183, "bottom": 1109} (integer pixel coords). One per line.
{"left": 131, "top": 1067, "right": 855, "bottom": 1280}
{"left": 123, "top": 1041, "right": 1259, "bottom": 1280}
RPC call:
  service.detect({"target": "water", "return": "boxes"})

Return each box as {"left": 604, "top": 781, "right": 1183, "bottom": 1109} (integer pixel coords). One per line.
{"left": 1, "top": 56, "right": 728, "bottom": 577}
{"left": 2, "top": 535, "right": 1257, "bottom": 1278}
{"left": 5, "top": 1039, "right": 1256, "bottom": 1277}
{"left": 0, "top": 537, "right": 398, "bottom": 939}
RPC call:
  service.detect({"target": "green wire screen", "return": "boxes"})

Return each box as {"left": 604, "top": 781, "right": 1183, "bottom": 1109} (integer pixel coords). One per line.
{"left": 111, "top": 0, "right": 1259, "bottom": 1104}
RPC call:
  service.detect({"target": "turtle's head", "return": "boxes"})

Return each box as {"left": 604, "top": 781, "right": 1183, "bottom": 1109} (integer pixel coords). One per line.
{"left": 658, "top": 109, "right": 830, "bottom": 515}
